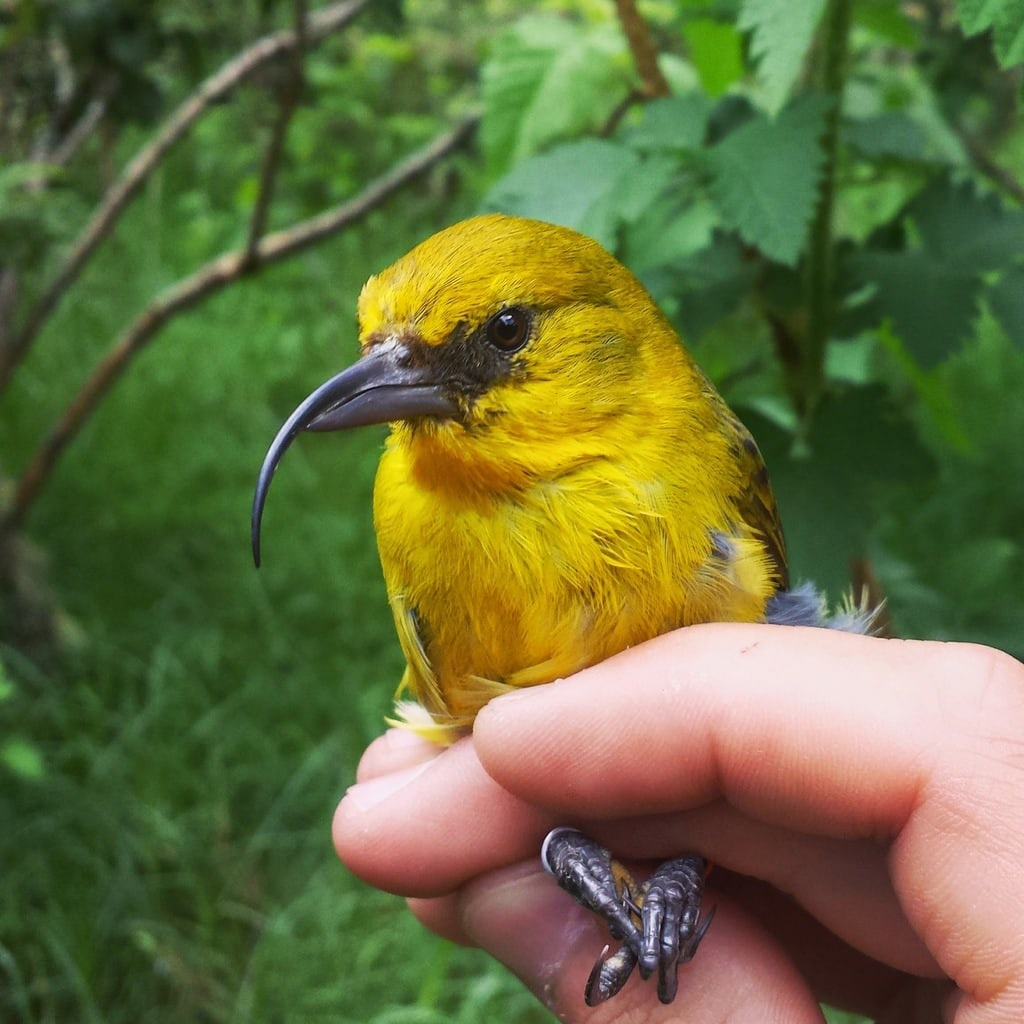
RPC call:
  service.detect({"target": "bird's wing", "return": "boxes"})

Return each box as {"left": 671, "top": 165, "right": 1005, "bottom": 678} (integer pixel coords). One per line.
{"left": 724, "top": 410, "right": 789, "bottom": 590}
{"left": 390, "top": 593, "right": 443, "bottom": 713}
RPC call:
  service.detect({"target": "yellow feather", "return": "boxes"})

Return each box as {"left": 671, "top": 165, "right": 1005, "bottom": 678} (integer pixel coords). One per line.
{"left": 358, "top": 215, "right": 786, "bottom": 740}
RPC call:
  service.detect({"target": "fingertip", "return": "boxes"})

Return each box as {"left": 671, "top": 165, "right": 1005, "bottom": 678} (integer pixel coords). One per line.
{"left": 355, "top": 727, "right": 443, "bottom": 783}
{"left": 333, "top": 757, "right": 436, "bottom": 888}
{"left": 333, "top": 737, "right": 552, "bottom": 897}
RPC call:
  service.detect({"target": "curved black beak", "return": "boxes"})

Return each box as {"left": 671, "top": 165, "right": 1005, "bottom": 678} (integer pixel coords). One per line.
{"left": 252, "top": 342, "right": 456, "bottom": 566}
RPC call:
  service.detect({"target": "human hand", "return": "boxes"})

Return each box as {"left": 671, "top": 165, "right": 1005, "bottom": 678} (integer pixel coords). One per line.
{"left": 333, "top": 623, "right": 1024, "bottom": 1023}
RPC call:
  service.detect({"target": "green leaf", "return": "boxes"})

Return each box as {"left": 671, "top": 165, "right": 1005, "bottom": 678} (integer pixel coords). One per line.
{"left": 480, "top": 15, "right": 630, "bottom": 175}
{"left": 843, "top": 112, "right": 932, "bottom": 161}
{"left": 0, "top": 160, "right": 59, "bottom": 193}
{"left": 482, "top": 139, "right": 641, "bottom": 249}
{"left": 745, "top": 385, "right": 933, "bottom": 597}
{"left": 851, "top": 0, "right": 919, "bottom": 47}
{"left": 844, "top": 177, "right": 1024, "bottom": 366}
{"left": 835, "top": 172, "right": 928, "bottom": 244}
{"left": 841, "top": 56, "right": 967, "bottom": 167}
{"left": 873, "top": 325, "right": 1024, "bottom": 652}
{"left": 908, "top": 177, "right": 1024, "bottom": 272}
{"left": 625, "top": 197, "right": 721, "bottom": 275}
{"left": 738, "top": 0, "right": 830, "bottom": 113}
{"left": 707, "top": 94, "right": 832, "bottom": 266}
{"left": 681, "top": 18, "right": 745, "bottom": 97}
{"left": 848, "top": 251, "right": 981, "bottom": 366}
{"left": 956, "top": 0, "right": 1024, "bottom": 68}
{"left": 620, "top": 94, "right": 711, "bottom": 153}
{"left": 615, "top": 154, "right": 685, "bottom": 225}
{"left": 643, "top": 235, "right": 757, "bottom": 342}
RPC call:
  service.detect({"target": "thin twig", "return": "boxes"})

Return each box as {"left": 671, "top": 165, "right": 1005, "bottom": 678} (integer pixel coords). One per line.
{"left": 2, "top": 114, "right": 479, "bottom": 532}
{"left": 599, "top": 86, "right": 645, "bottom": 137}
{"left": 21, "top": 74, "right": 121, "bottom": 196}
{"left": 46, "top": 74, "right": 120, "bottom": 169}
{"left": 613, "top": 0, "right": 670, "bottom": 98}
{"left": 245, "top": 0, "right": 308, "bottom": 263}
{"left": 0, "top": 0, "right": 368, "bottom": 394}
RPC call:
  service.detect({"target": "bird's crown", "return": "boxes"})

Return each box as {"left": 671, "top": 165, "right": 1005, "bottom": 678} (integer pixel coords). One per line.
{"left": 356, "top": 214, "right": 651, "bottom": 348}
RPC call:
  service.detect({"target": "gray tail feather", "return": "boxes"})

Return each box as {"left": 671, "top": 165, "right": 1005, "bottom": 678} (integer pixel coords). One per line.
{"left": 764, "top": 581, "right": 881, "bottom": 634}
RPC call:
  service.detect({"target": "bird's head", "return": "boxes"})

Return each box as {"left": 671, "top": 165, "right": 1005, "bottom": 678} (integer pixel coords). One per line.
{"left": 252, "top": 214, "right": 701, "bottom": 564}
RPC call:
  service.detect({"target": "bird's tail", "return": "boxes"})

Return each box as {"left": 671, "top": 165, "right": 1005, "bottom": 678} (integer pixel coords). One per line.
{"left": 764, "top": 580, "right": 882, "bottom": 634}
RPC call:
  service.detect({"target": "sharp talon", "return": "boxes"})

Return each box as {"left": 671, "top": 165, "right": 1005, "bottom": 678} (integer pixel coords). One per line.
{"left": 622, "top": 888, "right": 643, "bottom": 917}
{"left": 685, "top": 904, "right": 717, "bottom": 959}
{"left": 585, "top": 943, "right": 637, "bottom": 1006}
{"left": 584, "top": 945, "right": 612, "bottom": 1005}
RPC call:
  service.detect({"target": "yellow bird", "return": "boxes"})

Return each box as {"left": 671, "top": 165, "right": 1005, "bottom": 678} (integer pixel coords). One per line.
{"left": 252, "top": 214, "right": 871, "bottom": 1005}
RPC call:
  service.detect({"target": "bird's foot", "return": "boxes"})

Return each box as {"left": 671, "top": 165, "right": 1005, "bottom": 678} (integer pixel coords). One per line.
{"left": 541, "top": 827, "right": 713, "bottom": 1005}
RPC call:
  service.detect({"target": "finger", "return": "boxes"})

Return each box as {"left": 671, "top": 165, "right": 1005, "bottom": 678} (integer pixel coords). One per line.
{"left": 473, "top": 625, "right": 990, "bottom": 831}
{"left": 457, "top": 864, "right": 827, "bottom": 1024}
{"left": 334, "top": 736, "right": 552, "bottom": 897}
{"left": 374, "top": 790, "right": 937, "bottom": 974}
{"left": 588, "top": 800, "right": 938, "bottom": 977}
{"left": 473, "top": 623, "right": 1024, "bottom": 1017}
{"left": 337, "top": 719, "right": 930, "bottom": 976}
{"left": 340, "top": 728, "right": 920, "bottom": 969}
{"left": 406, "top": 862, "right": 934, "bottom": 1020}
{"left": 355, "top": 728, "right": 442, "bottom": 783}
{"left": 407, "top": 893, "right": 475, "bottom": 946}
{"left": 346, "top": 774, "right": 934, "bottom": 976}
{"left": 712, "top": 869, "right": 937, "bottom": 1019}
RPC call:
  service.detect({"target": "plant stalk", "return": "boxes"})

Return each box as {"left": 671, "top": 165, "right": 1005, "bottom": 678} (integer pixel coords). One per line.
{"left": 796, "top": 0, "right": 852, "bottom": 427}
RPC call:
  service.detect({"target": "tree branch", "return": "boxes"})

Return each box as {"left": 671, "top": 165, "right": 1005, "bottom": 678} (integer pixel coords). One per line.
{"left": 2, "top": 114, "right": 479, "bottom": 532}
{"left": 613, "top": 0, "right": 670, "bottom": 99}
{"left": 46, "top": 74, "right": 121, "bottom": 170}
{"left": 245, "top": 0, "right": 309, "bottom": 263}
{"left": 0, "top": 0, "right": 369, "bottom": 395}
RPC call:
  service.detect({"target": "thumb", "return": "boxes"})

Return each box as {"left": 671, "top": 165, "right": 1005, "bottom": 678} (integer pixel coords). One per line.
{"left": 456, "top": 862, "right": 824, "bottom": 1024}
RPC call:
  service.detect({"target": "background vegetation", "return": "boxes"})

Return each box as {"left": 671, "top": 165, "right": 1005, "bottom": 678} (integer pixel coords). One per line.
{"left": 1, "top": 0, "right": 1021, "bottom": 1021}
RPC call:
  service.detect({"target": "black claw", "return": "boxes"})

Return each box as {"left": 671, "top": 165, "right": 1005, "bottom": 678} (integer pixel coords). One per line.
{"left": 585, "top": 944, "right": 638, "bottom": 1006}
{"left": 688, "top": 903, "right": 717, "bottom": 958}
{"left": 541, "top": 828, "right": 714, "bottom": 1006}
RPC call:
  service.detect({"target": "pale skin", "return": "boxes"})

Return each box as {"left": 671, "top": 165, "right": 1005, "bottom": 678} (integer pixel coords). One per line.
{"left": 333, "top": 624, "right": 1024, "bottom": 1023}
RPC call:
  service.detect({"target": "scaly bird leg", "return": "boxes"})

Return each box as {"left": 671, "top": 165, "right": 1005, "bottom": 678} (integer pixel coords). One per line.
{"left": 541, "top": 827, "right": 643, "bottom": 945}
{"left": 541, "top": 827, "right": 713, "bottom": 1005}
{"left": 638, "top": 855, "right": 715, "bottom": 1003}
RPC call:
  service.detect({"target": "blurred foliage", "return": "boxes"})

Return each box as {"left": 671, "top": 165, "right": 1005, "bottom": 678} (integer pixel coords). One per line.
{"left": 478, "top": 0, "right": 1024, "bottom": 636}
{"left": 0, "top": 0, "right": 1022, "bottom": 1022}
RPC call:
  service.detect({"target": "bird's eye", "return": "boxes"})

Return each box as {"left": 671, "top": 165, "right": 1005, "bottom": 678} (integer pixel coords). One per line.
{"left": 484, "top": 307, "right": 530, "bottom": 353}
